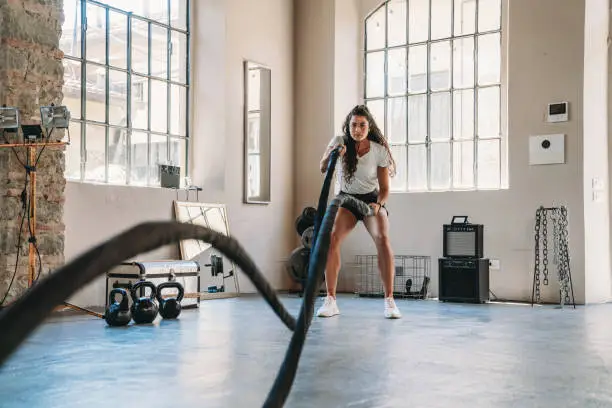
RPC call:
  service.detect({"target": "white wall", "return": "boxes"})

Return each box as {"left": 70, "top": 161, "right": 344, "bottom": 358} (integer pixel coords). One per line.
{"left": 294, "top": 0, "right": 589, "bottom": 303}
{"left": 64, "top": 0, "right": 295, "bottom": 307}
{"left": 583, "top": 0, "right": 611, "bottom": 303}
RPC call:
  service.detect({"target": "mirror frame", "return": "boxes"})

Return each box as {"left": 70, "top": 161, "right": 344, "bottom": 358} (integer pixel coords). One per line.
{"left": 243, "top": 59, "right": 272, "bottom": 204}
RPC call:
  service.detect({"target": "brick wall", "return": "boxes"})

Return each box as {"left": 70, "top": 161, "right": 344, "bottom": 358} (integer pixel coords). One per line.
{"left": 0, "top": 0, "right": 65, "bottom": 304}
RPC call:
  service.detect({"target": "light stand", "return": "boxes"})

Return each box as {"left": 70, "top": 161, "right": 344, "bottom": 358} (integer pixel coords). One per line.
{"left": 0, "top": 105, "right": 102, "bottom": 318}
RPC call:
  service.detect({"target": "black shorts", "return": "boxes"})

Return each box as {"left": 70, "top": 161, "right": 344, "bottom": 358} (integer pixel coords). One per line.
{"left": 338, "top": 190, "right": 388, "bottom": 221}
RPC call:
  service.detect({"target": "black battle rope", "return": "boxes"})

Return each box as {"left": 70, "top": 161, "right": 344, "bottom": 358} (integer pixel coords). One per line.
{"left": 0, "top": 223, "right": 296, "bottom": 366}
{"left": 0, "top": 147, "right": 371, "bottom": 408}
{"left": 262, "top": 147, "right": 371, "bottom": 407}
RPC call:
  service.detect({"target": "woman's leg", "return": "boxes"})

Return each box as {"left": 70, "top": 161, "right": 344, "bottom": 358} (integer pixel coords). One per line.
{"left": 316, "top": 207, "right": 357, "bottom": 318}
{"left": 324, "top": 207, "right": 358, "bottom": 297}
{"left": 363, "top": 208, "right": 402, "bottom": 318}
{"left": 363, "top": 208, "right": 394, "bottom": 297}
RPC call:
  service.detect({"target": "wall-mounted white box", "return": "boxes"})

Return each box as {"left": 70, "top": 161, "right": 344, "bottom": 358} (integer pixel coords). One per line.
{"left": 529, "top": 134, "right": 565, "bottom": 165}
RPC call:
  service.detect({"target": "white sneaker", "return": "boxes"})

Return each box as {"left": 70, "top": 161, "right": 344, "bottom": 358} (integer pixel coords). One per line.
{"left": 384, "top": 297, "right": 402, "bottom": 319}
{"left": 316, "top": 296, "right": 340, "bottom": 317}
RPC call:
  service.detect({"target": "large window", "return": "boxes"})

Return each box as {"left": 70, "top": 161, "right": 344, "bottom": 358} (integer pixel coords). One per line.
{"left": 364, "top": 0, "right": 504, "bottom": 192}
{"left": 60, "top": 0, "right": 190, "bottom": 186}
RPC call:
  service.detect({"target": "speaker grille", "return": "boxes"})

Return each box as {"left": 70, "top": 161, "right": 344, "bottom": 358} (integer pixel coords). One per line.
{"left": 445, "top": 231, "right": 476, "bottom": 256}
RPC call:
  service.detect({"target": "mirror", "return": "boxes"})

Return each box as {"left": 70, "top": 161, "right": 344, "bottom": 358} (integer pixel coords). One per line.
{"left": 173, "top": 201, "right": 241, "bottom": 295}
{"left": 244, "top": 60, "right": 271, "bottom": 204}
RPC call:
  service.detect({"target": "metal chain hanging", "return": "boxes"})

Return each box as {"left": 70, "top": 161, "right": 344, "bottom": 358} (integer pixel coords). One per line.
{"left": 532, "top": 206, "right": 576, "bottom": 308}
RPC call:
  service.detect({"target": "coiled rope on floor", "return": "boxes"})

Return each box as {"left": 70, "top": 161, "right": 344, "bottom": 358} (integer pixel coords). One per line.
{"left": 0, "top": 147, "right": 370, "bottom": 408}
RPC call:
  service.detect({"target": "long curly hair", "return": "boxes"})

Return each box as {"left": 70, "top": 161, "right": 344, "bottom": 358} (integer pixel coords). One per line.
{"left": 340, "top": 104, "right": 396, "bottom": 185}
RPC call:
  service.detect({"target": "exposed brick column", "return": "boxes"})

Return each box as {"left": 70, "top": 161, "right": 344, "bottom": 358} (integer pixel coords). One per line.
{"left": 0, "top": 0, "right": 65, "bottom": 303}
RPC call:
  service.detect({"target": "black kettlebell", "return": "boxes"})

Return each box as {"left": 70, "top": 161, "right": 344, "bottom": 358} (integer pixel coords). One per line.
{"left": 104, "top": 288, "right": 131, "bottom": 327}
{"left": 130, "top": 280, "right": 159, "bottom": 324}
{"left": 156, "top": 281, "right": 184, "bottom": 319}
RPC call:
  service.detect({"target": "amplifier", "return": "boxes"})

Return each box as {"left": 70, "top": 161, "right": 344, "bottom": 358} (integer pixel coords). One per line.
{"left": 160, "top": 164, "right": 181, "bottom": 189}
{"left": 443, "top": 216, "right": 484, "bottom": 258}
{"left": 438, "top": 257, "right": 489, "bottom": 303}
{"left": 105, "top": 260, "right": 200, "bottom": 309}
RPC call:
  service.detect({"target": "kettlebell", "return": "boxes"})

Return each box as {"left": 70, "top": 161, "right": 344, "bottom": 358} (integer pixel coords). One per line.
{"left": 130, "top": 280, "right": 159, "bottom": 324}
{"left": 104, "top": 288, "right": 131, "bottom": 327}
{"left": 156, "top": 281, "right": 184, "bottom": 319}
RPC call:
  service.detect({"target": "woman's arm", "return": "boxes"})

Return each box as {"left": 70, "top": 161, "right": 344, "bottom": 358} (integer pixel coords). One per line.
{"left": 376, "top": 166, "right": 390, "bottom": 206}
{"left": 320, "top": 139, "right": 345, "bottom": 173}
{"left": 319, "top": 145, "right": 334, "bottom": 173}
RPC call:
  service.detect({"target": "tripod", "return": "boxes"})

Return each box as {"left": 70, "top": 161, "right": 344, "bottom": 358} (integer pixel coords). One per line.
{"left": 0, "top": 132, "right": 103, "bottom": 318}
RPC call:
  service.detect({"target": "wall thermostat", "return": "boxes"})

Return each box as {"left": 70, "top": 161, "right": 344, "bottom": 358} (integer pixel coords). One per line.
{"left": 547, "top": 101, "right": 569, "bottom": 123}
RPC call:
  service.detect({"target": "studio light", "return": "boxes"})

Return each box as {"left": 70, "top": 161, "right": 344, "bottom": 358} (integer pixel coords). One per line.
{"left": 40, "top": 104, "right": 70, "bottom": 129}
{"left": 0, "top": 107, "right": 20, "bottom": 130}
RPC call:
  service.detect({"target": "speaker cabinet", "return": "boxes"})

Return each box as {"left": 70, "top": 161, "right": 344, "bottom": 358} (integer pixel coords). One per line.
{"left": 438, "top": 258, "right": 489, "bottom": 303}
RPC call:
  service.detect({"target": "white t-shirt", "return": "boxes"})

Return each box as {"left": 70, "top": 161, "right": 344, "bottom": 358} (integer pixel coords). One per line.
{"left": 327, "top": 136, "right": 391, "bottom": 194}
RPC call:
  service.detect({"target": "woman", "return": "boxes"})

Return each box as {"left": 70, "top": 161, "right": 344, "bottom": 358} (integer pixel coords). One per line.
{"left": 316, "top": 105, "right": 401, "bottom": 319}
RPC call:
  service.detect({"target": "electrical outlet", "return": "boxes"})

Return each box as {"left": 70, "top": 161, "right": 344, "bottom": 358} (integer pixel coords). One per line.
{"left": 489, "top": 259, "right": 500, "bottom": 270}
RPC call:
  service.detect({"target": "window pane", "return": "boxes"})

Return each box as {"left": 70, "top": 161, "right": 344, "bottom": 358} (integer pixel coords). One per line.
{"left": 387, "top": 97, "right": 406, "bottom": 144}
{"left": 430, "top": 40, "right": 451, "bottom": 91}
{"left": 149, "top": 133, "right": 168, "bottom": 186}
{"left": 453, "top": 89, "right": 474, "bottom": 140}
{"left": 131, "top": 18, "right": 149, "bottom": 75}
{"left": 170, "top": 85, "right": 188, "bottom": 136}
{"left": 150, "top": 80, "right": 168, "bottom": 133}
{"left": 248, "top": 154, "right": 261, "bottom": 198}
{"left": 478, "top": 33, "right": 501, "bottom": 85}
{"left": 171, "top": 0, "right": 188, "bottom": 30}
{"left": 430, "top": 92, "right": 451, "bottom": 141}
{"left": 109, "top": 11, "right": 127, "bottom": 69}
{"left": 131, "top": 75, "right": 149, "bottom": 130}
{"left": 431, "top": 0, "right": 452, "bottom": 40}
{"left": 108, "top": 127, "right": 127, "bottom": 184}
{"left": 65, "top": 122, "right": 82, "bottom": 180}
{"left": 102, "top": 0, "right": 167, "bottom": 20}
{"left": 109, "top": 70, "right": 127, "bottom": 126}
{"left": 387, "top": 0, "right": 407, "bottom": 47}
{"left": 63, "top": 59, "right": 81, "bottom": 120}
{"left": 408, "top": 144, "right": 427, "bottom": 190}
{"left": 366, "top": 6, "right": 386, "bottom": 50}
{"left": 453, "top": 37, "right": 474, "bottom": 88}
{"left": 366, "top": 99, "right": 385, "bottom": 133}
{"left": 478, "top": 86, "right": 500, "bottom": 138}
{"left": 478, "top": 138, "right": 500, "bottom": 188}
{"left": 151, "top": 24, "right": 168, "bottom": 80}
{"left": 387, "top": 48, "right": 406, "bottom": 96}
{"left": 453, "top": 140, "right": 474, "bottom": 188}
{"left": 430, "top": 142, "right": 451, "bottom": 189}
{"left": 170, "top": 137, "right": 187, "bottom": 179}
{"left": 408, "top": 94, "right": 427, "bottom": 142}
{"left": 454, "top": 0, "right": 476, "bottom": 36}
{"left": 408, "top": 45, "right": 427, "bottom": 93}
{"left": 366, "top": 51, "right": 385, "bottom": 98}
{"left": 478, "top": 0, "right": 501, "bottom": 32}
{"left": 171, "top": 31, "right": 188, "bottom": 84}
{"left": 390, "top": 145, "right": 407, "bottom": 191}
{"left": 60, "top": 0, "right": 82, "bottom": 58}
{"left": 409, "top": 0, "right": 429, "bottom": 43}
{"left": 247, "top": 112, "right": 260, "bottom": 153}
{"left": 86, "top": 3, "right": 106, "bottom": 64}
{"left": 85, "top": 63, "right": 106, "bottom": 123}
{"left": 84, "top": 124, "right": 107, "bottom": 182}
{"left": 142, "top": 0, "right": 168, "bottom": 22}
{"left": 130, "top": 131, "right": 149, "bottom": 186}
{"left": 247, "top": 67, "right": 261, "bottom": 111}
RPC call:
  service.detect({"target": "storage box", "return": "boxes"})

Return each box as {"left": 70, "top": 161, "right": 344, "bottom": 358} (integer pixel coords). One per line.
{"left": 105, "top": 260, "right": 200, "bottom": 309}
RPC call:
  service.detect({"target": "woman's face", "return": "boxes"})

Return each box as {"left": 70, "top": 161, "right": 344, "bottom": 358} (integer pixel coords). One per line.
{"left": 349, "top": 115, "right": 369, "bottom": 142}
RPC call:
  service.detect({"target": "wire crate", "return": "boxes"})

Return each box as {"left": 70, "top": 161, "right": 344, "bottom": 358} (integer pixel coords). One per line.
{"left": 354, "top": 254, "right": 431, "bottom": 299}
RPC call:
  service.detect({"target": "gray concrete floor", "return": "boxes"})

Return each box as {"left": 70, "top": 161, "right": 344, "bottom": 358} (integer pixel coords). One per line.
{"left": 1, "top": 294, "right": 612, "bottom": 407}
